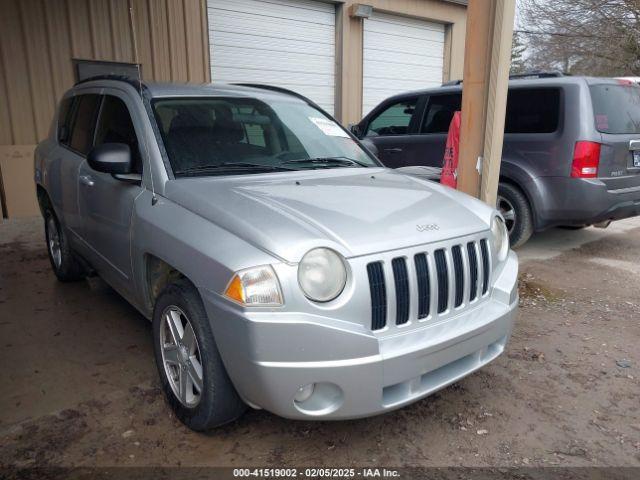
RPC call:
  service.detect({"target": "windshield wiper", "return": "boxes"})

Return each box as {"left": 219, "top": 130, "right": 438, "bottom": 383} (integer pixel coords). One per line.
{"left": 280, "top": 157, "right": 369, "bottom": 168}
{"left": 174, "top": 162, "right": 296, "bottom": 176}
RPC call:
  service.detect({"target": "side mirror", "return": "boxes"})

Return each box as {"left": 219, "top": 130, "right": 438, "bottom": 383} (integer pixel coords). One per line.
{"left": 87, "top": 143, "right": 132, "bottom": 175}
{"left": 349, "top": 123, "right": 362, "bottom": 138}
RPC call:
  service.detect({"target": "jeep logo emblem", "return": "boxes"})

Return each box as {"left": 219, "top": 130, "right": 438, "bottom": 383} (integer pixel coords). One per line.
{"left": 416, "top": 224, "right": 440, "bottom": 232}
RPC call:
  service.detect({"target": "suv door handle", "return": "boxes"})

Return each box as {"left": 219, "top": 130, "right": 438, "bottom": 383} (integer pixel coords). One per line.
{"left": 79, "top": 175, "right": 95, "bottom": 187}
{"left": 383, "top": 147, "right": 403, "bottom": 153}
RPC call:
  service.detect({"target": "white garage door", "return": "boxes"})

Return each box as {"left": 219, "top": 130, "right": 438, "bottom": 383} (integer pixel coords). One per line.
{"left": 207, "top": 0, "right": 336, "bottom": 114}
{"left": 363, "top": 12, "right": 445, "bottom": 115}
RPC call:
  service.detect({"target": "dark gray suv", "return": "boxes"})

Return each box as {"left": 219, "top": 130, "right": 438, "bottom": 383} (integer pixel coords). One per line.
{"left": 352, "top": 74, "right": 640, "bottom": 247}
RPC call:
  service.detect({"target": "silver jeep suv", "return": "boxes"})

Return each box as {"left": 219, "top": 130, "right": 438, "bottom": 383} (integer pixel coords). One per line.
{"left": 34, "top": 78, "right": 518, "bottom": 430}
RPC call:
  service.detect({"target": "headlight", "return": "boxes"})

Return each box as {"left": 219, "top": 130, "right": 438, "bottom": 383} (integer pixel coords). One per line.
{"left": 224, "top": 265, "right": 283, "bottom": 306}
{"left": 491, "top": 215, "right": 509, "bottom": 262}
{"left": 298, "top": 248, "right": 347, "bottom": 302}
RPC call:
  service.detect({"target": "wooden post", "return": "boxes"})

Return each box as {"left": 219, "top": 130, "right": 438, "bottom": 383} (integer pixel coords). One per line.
{"left": 457, "top": 0, "right": 516, "bottom": 206}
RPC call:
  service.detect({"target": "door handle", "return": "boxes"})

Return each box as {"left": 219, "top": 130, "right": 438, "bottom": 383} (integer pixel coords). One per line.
{"left": 79, "top": 175, "right": 95, "bottom": 187}
{"left": 383, "top": 147, "right": 403, "bottom": 153}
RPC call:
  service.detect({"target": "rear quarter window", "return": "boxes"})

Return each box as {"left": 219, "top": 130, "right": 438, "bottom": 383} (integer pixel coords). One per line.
{"left": 590, "top": 84, "right": 640, "bottom": 134}
{"left": 57, "top": 97, "right": 75, "bottom": 144}
{"left": 505, "top": 88, "right": 560, "bottom": 134}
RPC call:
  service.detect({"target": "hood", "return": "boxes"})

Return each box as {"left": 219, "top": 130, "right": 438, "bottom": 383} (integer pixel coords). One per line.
{"left": 164, "top": 168, "right": 493, "bottom": 263}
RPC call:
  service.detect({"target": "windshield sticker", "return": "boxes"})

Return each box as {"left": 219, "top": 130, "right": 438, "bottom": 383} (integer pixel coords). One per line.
{"left": 309, "top": 117, "right": 349, "bottom": 138}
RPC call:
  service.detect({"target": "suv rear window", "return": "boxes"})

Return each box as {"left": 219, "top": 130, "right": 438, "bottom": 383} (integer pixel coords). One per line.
{"left": 590, "top": 84, "right": 640, "bottom": 134}
{"left": 505, "top": 88, "right": 560, "bottom": 134}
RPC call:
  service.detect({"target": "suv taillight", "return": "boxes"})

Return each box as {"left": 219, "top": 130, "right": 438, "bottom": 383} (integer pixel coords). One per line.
{"left": 571, "top": 141, "right": 601, "bottom": 178}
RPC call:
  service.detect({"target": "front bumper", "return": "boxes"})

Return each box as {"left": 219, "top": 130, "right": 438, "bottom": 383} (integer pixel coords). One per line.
{"left": 201, "top": 252, "right": 518, "bottom": 420}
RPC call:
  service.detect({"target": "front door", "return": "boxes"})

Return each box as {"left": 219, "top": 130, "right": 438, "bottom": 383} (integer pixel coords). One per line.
{"left": 78, "top": 93, "right": 144, "bottom": 290}
{"left": 360, "top": 96, "right": 424, "bottom": 168}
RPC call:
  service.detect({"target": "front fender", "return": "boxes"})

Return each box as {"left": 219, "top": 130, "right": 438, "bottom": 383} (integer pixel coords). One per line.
{"left": 130, "top": 190, "right": 280, "bottom": 314}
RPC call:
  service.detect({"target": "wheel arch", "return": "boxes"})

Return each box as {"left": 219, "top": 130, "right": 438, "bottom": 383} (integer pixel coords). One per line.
{"left": 498, "top": 172, "right": 538, "bottom": 230}
{"left": 36, "top": 184, "right": 51, "bottom": 216}
{"left": 143, "top": 254, "right": 197, "bottom": 313}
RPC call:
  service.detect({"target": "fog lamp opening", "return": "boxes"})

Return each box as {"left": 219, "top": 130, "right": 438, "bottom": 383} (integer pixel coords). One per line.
{"left": 294, "top": 383, "right": 315, "bottom": 403}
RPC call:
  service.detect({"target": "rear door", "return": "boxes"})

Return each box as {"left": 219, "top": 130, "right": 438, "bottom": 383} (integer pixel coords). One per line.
{"left": 416, "top": 92, "right": 462, "bottom": 167}
{"left": 361, "top": 96, "right": 425, "bottom": 167}
{"left": 589, "top": 82, "right": 640, "bottom": 188}
{"left": 57, "top": 93, "right": 102, "bottom": 239}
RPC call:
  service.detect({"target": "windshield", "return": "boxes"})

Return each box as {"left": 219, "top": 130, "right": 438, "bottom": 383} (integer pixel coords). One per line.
{"left": 590, "top": 84, "right": 640, "bottom": 134}
{"left": 152, "top": 97, "right": 379, "bottom": 177}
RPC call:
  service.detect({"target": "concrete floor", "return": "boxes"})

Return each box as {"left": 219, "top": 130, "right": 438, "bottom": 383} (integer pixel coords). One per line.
{"left": 1, "top": 216, "right": 640, "bottom": 469}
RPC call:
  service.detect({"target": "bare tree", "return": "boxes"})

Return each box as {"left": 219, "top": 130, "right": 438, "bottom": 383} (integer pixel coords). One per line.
{"left": 517, "top": 0, "right": 640, "bottom": 76}
{"left": 510, "top": 31, "right": 528, "bottom": 74}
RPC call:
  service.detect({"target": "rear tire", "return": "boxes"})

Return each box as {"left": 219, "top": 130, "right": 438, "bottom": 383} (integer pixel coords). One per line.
{"left": 497, "top": 182, "right": 533, "bottom": 248}
{"left": 43, "top": 205, "right": 85, "bottom": 282}
{"left": 152, "top": 279, "right": 246, "bottom": 431}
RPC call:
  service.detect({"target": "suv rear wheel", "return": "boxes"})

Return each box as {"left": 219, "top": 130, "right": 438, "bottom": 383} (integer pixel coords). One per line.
{"left": 43, "top": 206, "right": 85, "bottom": 281}
{"left": 152, "top": 279, "right": 246, "bottom": 430}
{"left": 497, "top": 182, "right": 533, "bottom": 248}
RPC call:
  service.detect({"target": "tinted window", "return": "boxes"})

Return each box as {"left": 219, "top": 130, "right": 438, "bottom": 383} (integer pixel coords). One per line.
{"left": 590, "top": 84, "right": 640, "bottom": 134}
{"left": 68, "top": 94, "right": 101, "bottom": 155}
{"left": 153, "top": 97, "right": 377, "bottom": 176}
{"left": 421, "top": 94, "right": 461, "bottom": 133}
{"left": 94, "top": 96, "right": 142, "bottom": 173}
{"left": 366, "top": 98, "right": 418, "bottom": 136}
{"left": 57, "top": 97, "right": 75, "bottom": 144}
{"left": 505, "top": 88, "right": 560, "bottom": 134}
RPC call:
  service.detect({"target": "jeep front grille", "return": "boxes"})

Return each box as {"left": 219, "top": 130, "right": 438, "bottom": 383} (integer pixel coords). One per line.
{"left": 367, "top": 262, "right": 387, "bottom": 331}
{"left": 366, "top": 237, "right": 491, "bottom": 332}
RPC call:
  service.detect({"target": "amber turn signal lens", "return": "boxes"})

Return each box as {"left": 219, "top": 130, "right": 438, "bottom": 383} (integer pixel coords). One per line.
{"left": 224, "top": 274, "right": 245, "bottom": 304}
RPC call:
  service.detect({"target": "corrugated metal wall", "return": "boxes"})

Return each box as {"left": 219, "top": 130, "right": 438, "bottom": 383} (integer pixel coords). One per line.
{"left": 0, "top": 0, "right": 210, "bottom": 146}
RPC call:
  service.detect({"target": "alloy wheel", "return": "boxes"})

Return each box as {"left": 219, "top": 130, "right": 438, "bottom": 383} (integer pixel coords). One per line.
{"left": 47, "top": 215, "right": 62, "bottom": 269}
{"left": 497, "top": 195, "right": 516, "bottom": 235}
{"left": 160, "top": 306, "right": 204, "bottom": 407}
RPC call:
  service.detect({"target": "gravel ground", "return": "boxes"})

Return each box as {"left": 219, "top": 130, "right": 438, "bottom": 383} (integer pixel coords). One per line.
{"left": 1, "top": 217, "right": 639, "bottom": 472}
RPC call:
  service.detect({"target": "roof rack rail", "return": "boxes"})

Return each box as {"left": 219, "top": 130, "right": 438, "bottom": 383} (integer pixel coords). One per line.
{"left": 233, "top": 83, "right": 325, "bottom": 112}
{"left": 75, "top": 74, "right": 145, "bottom": 91}
{"left": 509, "top": 70, "right": 565, "bottom": 80}
{"left": 441, "top": 70, "right": 565, "bottom": 87}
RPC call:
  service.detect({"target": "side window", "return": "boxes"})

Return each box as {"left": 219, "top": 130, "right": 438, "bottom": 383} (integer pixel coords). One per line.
{"left": 68, "top": 94, "right": 101, "bottom": 155}
{"left": 366, "top": 98, "right": 418, "bottom": 137}
{"left": 505, "top": 88, "right": 560, "bottom": 134}
{"left": 57, "top": 97, "right": 75, "bottom": 144}
{"left": 94, "top": 95, "right": 142, "bottom": 173}
{"left": 420, "top": 93, "right": 462, "bottom": 133}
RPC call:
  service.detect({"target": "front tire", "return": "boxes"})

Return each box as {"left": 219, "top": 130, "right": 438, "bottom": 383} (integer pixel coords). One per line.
{"left": 152, "top": 279, "right": 246, "bottom": 431}
{"left": 43, "top": 206, "right": 85, "bottom": 282}
{"left": 497, "top": 182, "right": 534, "bottom": 248}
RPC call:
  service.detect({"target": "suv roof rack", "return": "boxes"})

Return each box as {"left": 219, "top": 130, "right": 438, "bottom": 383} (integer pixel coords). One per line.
{"left": 75, "top": 74, "right": 145, "bottom": 92}
{"left": 233, "top": 83, "right": 325, "bottom": 111}
{"left": 442, "top": 70, "right": 566, "bottom": 87}
{"left": 509, "top": 70, "right": 565, "bottom": 80}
